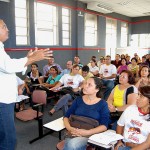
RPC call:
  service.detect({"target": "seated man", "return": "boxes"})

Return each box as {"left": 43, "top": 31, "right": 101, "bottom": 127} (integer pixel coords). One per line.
{"left": 60, "top": 60, "right": 73, "bottom": 76}
{"left": 73, "top": 56, "right": 83, "bottom": 69}
{"left": 43, "top": 56, "right": 63, "bottom": 77}
{"left": 49, "top": 64, "right": 84, "bottom": 115}
{"left": 99, "top": 55, "right": 117, "bottom": 100}
{"left": 79, "top": 65, "right": 93, "bottom": 80}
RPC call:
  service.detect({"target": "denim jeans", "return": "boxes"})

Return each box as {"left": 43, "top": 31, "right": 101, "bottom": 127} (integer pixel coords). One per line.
{"left": 64, "top": 137, "right": 88, "bottom": 150}
{"left": 53, "top": 94, "right": 72, "bottom": 114}
{"left": 101, "top": 79, "right": 114, "bottom": 100}
{"left": 0, "top": 103, "right": 16, "bottom": 150}
{"left": 118, "top": 146, "right": 131, "bottom": 150}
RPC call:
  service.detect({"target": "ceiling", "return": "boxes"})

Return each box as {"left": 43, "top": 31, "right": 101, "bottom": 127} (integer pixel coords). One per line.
{"left": 77, "top": 0, "right": 150, "bottom": 17}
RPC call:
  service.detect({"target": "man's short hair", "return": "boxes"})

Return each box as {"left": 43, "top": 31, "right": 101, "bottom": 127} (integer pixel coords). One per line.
{"left": 82, "top": 65, "right": 89, "bottom": 72}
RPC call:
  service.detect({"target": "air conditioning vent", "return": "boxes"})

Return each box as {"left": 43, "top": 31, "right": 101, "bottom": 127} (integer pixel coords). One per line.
{"left": 87, "top": 2, "right": 113, "bottom": 14}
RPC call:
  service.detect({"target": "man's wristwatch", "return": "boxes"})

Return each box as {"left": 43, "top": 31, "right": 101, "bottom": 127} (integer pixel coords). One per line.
{"left": 115, "top": 107, "right": 118, "bottom": 112}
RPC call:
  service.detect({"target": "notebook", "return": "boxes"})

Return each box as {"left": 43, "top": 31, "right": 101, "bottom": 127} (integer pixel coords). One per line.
{"left": 88, "top": 130, "right": 124, "bottom": 148}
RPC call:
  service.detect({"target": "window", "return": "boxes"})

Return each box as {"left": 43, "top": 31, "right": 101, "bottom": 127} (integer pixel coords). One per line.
{"left": 106, "top": 18, "right": 117, "bottom": 58}
{"left": 84, "top": 13, "right": 97, "bottom": 46}
{"left": 131, "top": 34, "right": 150, "bottom": 48}
{"left": 62, "top": 8, "right": 71, "bottom": 46}
{"left": 121, "top": 22, "right": 128, "bottom": 47}
{"left": 34, "top": 2, "right": 58, "bottom": 45}
{"left": 15, "top": 0, "right": 29, "bottom": 45}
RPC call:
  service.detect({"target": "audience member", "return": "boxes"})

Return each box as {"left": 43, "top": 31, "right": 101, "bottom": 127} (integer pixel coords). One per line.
{"left": 80, "top": 65, "right": 93, "bottom": 80}
{"left": 111, "top": 54, "right": 121, "bottom": 68}
{"left": 121, "top": 54, "right": 125, "bottom": 59}
{"left": 128, "top": 57, "right": 139, "bottom": 77}
{"left": 41, "top": 66, "right": 61, "bottom": 88}
{"left": 135, "top": 54, "right": 141, "bottom": 64}
{"left": 73, "top": 56, "right": 83, "bottom": 69}
{"left": 87, "top": 55, "right": 96, "bottom": 67}
{"left": 49, "top": 64, "right": 84, "bottom": 115}
{"left": 117, "top": 58, "right": 129, "bottom": 74}
{"left": 16, "top": 76, "right": 29, "bottom": 110}
{"left": 26, "top": 63, "right": 42, "bottom": 85}
{"left": 97, "top": 56, "right": 105, "bottom": 70}
{"left": 107, "top": 70, "right": 138, "bottom": 130}
{"left": 60, "top": 61, "right": 73, "bottom": 76}
{"left": 135, "top": 65, "right": 150, "bottom": 89}
{"left": 146, "top": 54, "right": 150, "bottom": 67}
{"left": 126, "top": 55, "right": 131, "bottom": 65}
{"left": 89, "top": 59, "right": 99, "bottom": 76}
{"left": 43, "top": 56, "right": 63, "bottom": 77}
{"left": 99, "top": 55, "right": 117, "bottom": 100}
{"left": 139, "top": 56, "right": 149, "bottom": 68}
{"left": 63, "top": 77, "right": 110, "bottom": 150}
{"left": 115, "top": 86, "right": 150, "bottom": 150}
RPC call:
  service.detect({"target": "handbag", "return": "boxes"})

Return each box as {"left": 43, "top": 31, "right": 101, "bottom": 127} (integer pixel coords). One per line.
{"left": 69, "top": 115, "right": 99, "bottom": 130}
{"left": 65, "top": 115, "right": 99, "bottom": 138}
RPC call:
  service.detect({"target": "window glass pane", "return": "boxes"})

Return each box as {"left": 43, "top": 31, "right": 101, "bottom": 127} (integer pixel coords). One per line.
{"left": 15, "top": 0, "right": 28, "bottom": 45}
{"left": 36, "top": 30, "right": 53, "bottom": 45}
{"left": 35, "top": 2, "right": 58, "bottom": 45}
{"left": 16, "top": 36, "right": 27, "bottom": 45}
{"left": 84, "top": 13, "right": 97, "bottom": 46}
{"left": 62, "top": 7, "right": 71, "bottom": 46}
{"left": 63, "top": 39, "right": 69, "bottom": 45}
{"left": 15, "top": 18, "right": 27, "bottom": 27}
{"left": 106, "top": 18, "right": 117, "bottom": 57}
{"left": 15, "top": 0, "right": 26, "bottom": 8}
{"left": 62, "top": 24, "right": 69, "bottom": 30}
{"left": 62, "top": 16, "right": 69, "bottom": 23}
{"left": 37, "top": 21, "right": 53, "bottom": 29}
{"left": 63, "top": 31, "right": 69, "bottom": 38}
{"left": 15, "top": 8, "right": 27, "bottom": 18}
{"left": 16, "top": 27, "right": 27, "bottom": 35}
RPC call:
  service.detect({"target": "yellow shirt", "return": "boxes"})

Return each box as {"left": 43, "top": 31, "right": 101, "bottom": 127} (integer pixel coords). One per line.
{"left": 113, "top": 85, "right": 125, "bottom": 107}
{"left": 79, "top": 70, "right": 93, "bottom": 80}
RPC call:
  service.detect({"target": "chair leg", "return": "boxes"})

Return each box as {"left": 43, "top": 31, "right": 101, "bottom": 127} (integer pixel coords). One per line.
{"left": 29, "top": 117, "right": 43, "bottom": 144}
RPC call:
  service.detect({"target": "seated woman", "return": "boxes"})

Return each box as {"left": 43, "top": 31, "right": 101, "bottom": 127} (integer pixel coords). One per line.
{"left": 63, "top": 77, "right": 110, "bottom": 150}
{"left": 117, "top": 58, "right": 129, "bottom": 74}
{"left": 41, "top": 66, "right": 61, "bottom": 88}
{"left": 25, "top": 63, "right": 43, "bottom": 92}
{"left": 115, "top": 85, "right": 150, "bottom": 150}
{"left": 128, "top": 58, "right": 139, "bottom": 78}
{"left": 135, "top": 65, "right": 150, "bottom": 89}
{"left": 49, "top": 64, "right": 84, "bottom": 115}
{"left": 89, "top": 59, "right": 99, "bottom": 76}
{"left": 107, "top": 70, "right": 138, "bottom": 130}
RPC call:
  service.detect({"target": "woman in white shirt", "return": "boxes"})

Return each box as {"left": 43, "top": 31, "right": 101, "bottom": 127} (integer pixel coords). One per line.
{"left": 115, "top": 85, "right": 150, "bottom": 150}
{"left": 89, "top": 59, "right": 99, "bottom": 76}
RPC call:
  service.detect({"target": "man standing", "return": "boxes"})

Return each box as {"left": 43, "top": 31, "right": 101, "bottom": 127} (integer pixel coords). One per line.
{"left": 0, "top": 19, "right": 52, "bottom": 150}
{"left": 99, "top": 55, "right": 117, "bottom": 100}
